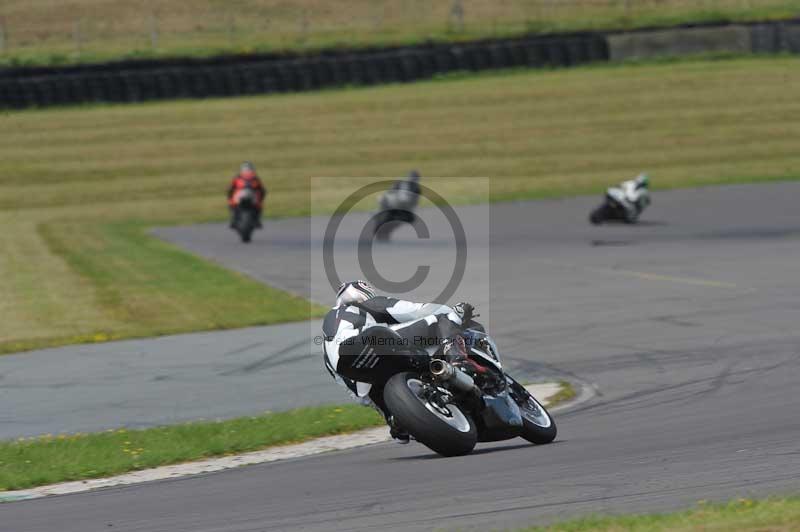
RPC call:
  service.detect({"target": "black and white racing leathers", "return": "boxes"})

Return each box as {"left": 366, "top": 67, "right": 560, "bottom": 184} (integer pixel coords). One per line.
{"left": 321, "top": 296, "right": 463, "bottom": 418}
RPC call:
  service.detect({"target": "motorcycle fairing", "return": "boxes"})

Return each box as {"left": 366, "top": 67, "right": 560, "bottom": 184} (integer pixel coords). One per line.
{"left": 481, "top": 392, "right": 523, "bottom": 429}
{"left": 334, "top": 326, "right": 429, "bottom": 385}
{"left": 606, "top": 186, "right": 629, "bottom": 207}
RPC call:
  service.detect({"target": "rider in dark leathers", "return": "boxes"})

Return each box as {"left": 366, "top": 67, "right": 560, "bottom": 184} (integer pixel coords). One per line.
{"left": 322, "top": 280, "right": 474, "bottom": 442}
{"left": 375, "top": 170, "right": 422, "bottom": 237}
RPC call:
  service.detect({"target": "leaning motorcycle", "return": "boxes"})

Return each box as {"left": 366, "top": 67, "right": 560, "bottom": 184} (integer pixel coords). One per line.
{"left": 231, "top": 188, "right": 259, "bottom": 243}
{"left": 372, "top": 188, "right": 418, "bottom": 240}
{"left": 346, "top": 325, "right": 557, "bottom": 457}
{"left": 589, "top": 184, "right": 650, "bottom": 225}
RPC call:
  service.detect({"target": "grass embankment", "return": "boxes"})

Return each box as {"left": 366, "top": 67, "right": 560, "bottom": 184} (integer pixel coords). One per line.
{"left": 1, "top": 56, "right": 799, "bottom": 353}
{"left": 0, "top": 404, "right": 383, "bottom": 491}
{"left": 0, "top": 220, "right": 320, "bottom": 355}
{"left": 519, "top": 498, "right": 800, "bottom": 531}
{"left": 1, "top": 0, "right": 799, "bottom": 67}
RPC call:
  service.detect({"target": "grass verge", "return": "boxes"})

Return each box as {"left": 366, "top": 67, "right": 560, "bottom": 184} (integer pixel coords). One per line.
{"left": 545, "top": 381, "right": 578, "bottom": 408}
{"left": 0, "top": 380, "right": 565, "bottom": 491}
{"left": 518, "top": 497, "right": 800, "bottom": 531}
{"left": 1, "top": 0, "right": 799, "bottom": 67}
{"left": 1, "top": 56, "right": 799, "bottom": 353}
{"left": 0, "top": 404, "right": 383, "bottom": 491}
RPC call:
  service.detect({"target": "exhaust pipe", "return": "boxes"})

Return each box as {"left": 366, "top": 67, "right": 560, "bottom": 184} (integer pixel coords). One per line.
{"left": 430, "top": 359, "right": 479, "bottom": 395}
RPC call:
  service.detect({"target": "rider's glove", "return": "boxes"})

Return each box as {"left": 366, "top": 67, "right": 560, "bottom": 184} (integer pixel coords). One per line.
{"left": 453, "top": 302, "right": 475, "bottom": 325}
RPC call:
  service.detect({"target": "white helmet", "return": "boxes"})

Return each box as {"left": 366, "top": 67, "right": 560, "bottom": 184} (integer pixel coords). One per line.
{"left": 336, "top": 280, "right": 376, "bottom": 306}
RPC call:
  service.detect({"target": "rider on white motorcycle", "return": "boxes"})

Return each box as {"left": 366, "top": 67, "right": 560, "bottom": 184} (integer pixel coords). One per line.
{"left": 607, "top": 173, "right": 651, "bottom": 222}
{"left": 321, "top": 280, "right": 475, "bottom": 443}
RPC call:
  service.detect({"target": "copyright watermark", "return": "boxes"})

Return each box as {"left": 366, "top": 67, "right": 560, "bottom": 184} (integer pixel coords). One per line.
{"left": 310, "top": 177, "right": 489, "bottom": 309}
{"left": 313, "top": 334, "right": 457, "bottom": 347}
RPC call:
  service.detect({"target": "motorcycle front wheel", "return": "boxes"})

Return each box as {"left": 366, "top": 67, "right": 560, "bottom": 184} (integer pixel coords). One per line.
{"left": 589, "top": 203, "right": 608, "bottom": 225}
{"left": 517, "top": 393, "right": 557, "bottom": 444}
{"left": 384, "top": 372, "right": 477, "bottom": 457}
{"left": 237, "top": 211, "right": 255, "bottom": 243}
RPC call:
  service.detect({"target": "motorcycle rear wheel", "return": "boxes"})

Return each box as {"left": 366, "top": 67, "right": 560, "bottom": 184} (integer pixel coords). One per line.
{"left": 384, "top": 372, "right": 477, "bottom": 457}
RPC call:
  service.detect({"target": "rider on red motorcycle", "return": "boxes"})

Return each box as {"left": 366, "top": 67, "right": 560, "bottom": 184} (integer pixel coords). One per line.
{"left": 227, "top": 162, "right": 267, "bottom": 228}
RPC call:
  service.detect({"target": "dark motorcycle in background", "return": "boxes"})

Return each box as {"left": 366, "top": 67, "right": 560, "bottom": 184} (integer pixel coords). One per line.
{"left": 372, "top": 205, "right": 416, "bottom": 240}
{"left": 372, "top": 171, "right": 421, "bottom": 240}
{"left": 231, "top": 188, "right": 260, "bottom": 243}
{"left": 350, "top": 325, "right": 557, "bottom": 457}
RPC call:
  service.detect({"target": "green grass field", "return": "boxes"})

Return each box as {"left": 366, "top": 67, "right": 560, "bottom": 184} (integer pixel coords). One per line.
{"left": 1, "top": 0, "right": 799, "bottom": 66}
{"left": 0, "top": 404, "right": 383, "bottom": 491}
{"left": 519, "top": 497, "right": 800, "bottom": 531}
{"left": 1, "top": 56, "right": 799, "bottom": 353}
{"left": 0, "top": 382, "right": 570, "bottom": 490}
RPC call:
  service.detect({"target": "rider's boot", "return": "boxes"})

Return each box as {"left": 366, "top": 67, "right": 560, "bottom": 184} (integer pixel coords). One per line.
{"left": 387, "top": 415, "right": 410, "bottom": 444}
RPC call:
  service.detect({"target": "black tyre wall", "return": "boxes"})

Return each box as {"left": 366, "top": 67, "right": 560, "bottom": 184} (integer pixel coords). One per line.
{"left": 0, "top": 33, "right": 609, "bottom": 109}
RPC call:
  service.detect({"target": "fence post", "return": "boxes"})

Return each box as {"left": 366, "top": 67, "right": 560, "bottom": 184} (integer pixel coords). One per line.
{"left": 149, "top": 11, "right": 159, "bottom": 50}
{"left": 449, "top": 0, "right": 464, "bottom": 33}
{"left": 372, "top": 4, "right": 384, "bottom": 33}
{"left": 0, "top": 18, "right": 6, "bottom": 54}
{"left": 73, "top": 18, "right": 83, "bottom": 57}
{"left": 227, "top": 11, "right": 236, "bottom": 46}
{"left": 298, "top": 10, "right": 309, "bottom": 46}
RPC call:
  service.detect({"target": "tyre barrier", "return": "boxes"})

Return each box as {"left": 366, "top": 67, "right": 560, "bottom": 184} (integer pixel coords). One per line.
{"left": 2, "top": 19, "right": 798, "bottom": 110}
{"left": 750, "top": 21, "right": 800, "bottom": 54}
{"left": 0, "top": 33, "right": 607, "bottom": 109}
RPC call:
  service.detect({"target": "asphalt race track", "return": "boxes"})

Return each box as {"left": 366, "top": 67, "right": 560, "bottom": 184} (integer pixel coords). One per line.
{"left": 3, "top": 183, "right": 800, "bottom": 531}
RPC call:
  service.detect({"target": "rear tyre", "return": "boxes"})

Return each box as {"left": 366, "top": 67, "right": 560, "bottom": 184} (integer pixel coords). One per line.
{"left": 623, "top": 210, "right": 639, "bottom": 224}
{"left": 384, "top": 372, "right": 477, "bottom": 457}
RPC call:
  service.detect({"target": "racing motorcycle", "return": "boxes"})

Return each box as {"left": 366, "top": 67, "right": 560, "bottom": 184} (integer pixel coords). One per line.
{"left": 589, "top": 173, "right": 651, "bottom": 225}
{"left": 372, "top": 175, "right": 420, "bottom": 240}
{"left": 359, "top": 325, "right": 557, "bottom": 457}
{"left": 372, "top": 207, "right": 415, "bottom": 240}
{"left": 231, "top": 188, "right": 259, "bottom": 243}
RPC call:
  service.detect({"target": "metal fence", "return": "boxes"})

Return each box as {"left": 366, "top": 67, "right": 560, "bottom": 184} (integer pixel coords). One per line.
{"left": 0, "top": 0, "right": 796, "bottom": 62}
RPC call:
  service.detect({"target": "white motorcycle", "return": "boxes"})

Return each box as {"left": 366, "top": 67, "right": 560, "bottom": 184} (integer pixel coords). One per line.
{"left": 590, "top": 173, "right": 651, "bottom": 225}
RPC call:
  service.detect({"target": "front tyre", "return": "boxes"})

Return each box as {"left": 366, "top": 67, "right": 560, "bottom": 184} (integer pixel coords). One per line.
{"left": 373, "top": 212, "right": 392, "bottom": 241}
{"left": 384, "top": 372, "right": 477, "bottom": 457}
{"left": 237, "top": 211, "right": 255, "bottom": 243}
{"left": 589, "top": 204, "right": 607, "bottom": 225}
{"left": 517, "top": 394, "right": 557, "bottom": 444}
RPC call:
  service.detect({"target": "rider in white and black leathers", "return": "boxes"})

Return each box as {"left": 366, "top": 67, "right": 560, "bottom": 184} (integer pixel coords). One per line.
{"left": 322, "top": 280, "right": 475, "bottom": 442}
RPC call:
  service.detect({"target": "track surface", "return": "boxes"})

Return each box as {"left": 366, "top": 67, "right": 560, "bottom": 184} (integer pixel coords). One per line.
{"left": 3, "top": 183, "right": 800, "bottom": 530}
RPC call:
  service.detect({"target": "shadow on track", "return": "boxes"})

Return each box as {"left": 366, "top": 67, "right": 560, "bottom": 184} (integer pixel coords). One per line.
{"left": 390, "top": 442, "right": 564, "bottom": 460}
